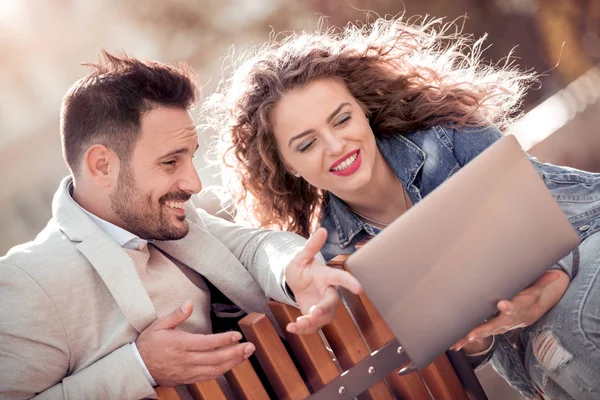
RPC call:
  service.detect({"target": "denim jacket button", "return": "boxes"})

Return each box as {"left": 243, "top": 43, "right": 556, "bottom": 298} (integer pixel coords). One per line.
{"left": 578, "top": 224, "right": 591, "bottom": 232}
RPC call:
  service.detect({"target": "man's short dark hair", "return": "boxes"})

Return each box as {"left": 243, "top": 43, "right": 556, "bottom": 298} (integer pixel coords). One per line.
{"left": 60, "top": 50, "right": 199, "bottom": 175}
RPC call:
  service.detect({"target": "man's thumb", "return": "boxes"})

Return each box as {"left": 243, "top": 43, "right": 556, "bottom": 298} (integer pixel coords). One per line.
{"left": 152, "top": 301, "right": 193, "bottom": 330}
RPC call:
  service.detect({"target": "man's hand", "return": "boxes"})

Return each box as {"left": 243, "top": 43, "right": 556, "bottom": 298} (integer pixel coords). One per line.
{"left": 451, "top": 269, "right": 569, "bottom": 352}
{"left": 285, "top": 228, "right": 363, "bottom": 335}
{"left": 136, "top": 301, "right": 254, "bottom": 387}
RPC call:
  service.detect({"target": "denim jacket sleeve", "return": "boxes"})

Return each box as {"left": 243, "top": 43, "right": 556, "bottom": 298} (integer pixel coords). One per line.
{"left": 450, "top": 124, "right": 503, "bottom": 166}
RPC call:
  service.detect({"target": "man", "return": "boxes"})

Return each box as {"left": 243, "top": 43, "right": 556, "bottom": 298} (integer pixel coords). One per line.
{"left": 0, "top": 51, "right": 361, "bottom": 399}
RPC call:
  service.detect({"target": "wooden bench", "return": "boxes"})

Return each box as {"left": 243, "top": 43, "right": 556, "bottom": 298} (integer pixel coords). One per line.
{"left": 155, "top": 252, "right": 487, "bottom": 400}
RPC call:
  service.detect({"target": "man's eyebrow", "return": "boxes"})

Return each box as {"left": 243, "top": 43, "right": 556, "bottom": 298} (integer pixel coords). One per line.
{"left": 158, "top": 144, "right": 200, "bottom": 160}
{"left": 287, "top": 102, "right": 351, "bottom": 148}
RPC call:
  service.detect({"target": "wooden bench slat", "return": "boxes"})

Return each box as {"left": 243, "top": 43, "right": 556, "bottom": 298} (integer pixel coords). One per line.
{"left": 420, "top": 354, "right": 470, "bottom": 400}
{"left": 155, "top": 386, "right": 182, "bottom": 400}
{"left": 268, "top": 300, "right": 340, "bottom": 391}
{"left": 239, "top": 312, "right": 310, "bottom": 400}
{"left": 224, "top": 359, "right": 270, "bottom": 400}
{"left": 187, "top": 380, "right": 227, "bottom": 400}
{"left": 321, "top": 301, "right": 394, "bottom": 400}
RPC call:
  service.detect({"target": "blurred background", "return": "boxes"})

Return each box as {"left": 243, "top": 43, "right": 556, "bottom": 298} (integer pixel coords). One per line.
{"left": 1, "top": 1, "right": 598, "bottom": 398}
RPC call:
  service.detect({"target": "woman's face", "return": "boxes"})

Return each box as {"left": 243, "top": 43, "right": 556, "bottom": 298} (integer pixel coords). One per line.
{"left": 271, "top": 79, "right": 383, "bottom": 198}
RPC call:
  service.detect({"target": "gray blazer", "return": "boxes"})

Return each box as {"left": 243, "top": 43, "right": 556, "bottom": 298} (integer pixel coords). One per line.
{"left": 0, "top": 177, "right": 302, "bottom": 399}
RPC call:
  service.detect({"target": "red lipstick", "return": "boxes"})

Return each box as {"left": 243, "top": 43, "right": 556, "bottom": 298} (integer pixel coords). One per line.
{"left": 329, "top": 149, "right": 361, "bottom": 177}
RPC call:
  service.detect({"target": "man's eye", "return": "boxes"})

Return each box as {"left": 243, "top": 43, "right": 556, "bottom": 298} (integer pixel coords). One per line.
{"left": 163, "top": 160, "right": 177, "bottom": 166}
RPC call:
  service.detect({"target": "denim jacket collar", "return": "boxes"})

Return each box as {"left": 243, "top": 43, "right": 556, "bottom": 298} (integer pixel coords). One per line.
{"left": 377, "top": 133, "right": 427, "bottom": 191}
{"left": 325, "top": 133, "right": 426, "bottom": 248}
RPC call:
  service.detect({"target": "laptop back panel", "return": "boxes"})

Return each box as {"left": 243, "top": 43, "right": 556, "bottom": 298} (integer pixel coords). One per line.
{"left": 345, "top": 134, "right": 580, "bottom": 368}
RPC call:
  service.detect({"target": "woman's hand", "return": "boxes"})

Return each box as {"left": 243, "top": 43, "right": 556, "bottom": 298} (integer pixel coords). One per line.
{"left": 452, "top": 269, "right": 569, "bottom": 352}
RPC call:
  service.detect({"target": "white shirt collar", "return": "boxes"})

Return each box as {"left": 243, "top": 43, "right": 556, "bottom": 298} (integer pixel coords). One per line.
{"left": 69, "top": 183, "right": 148, "bottom": 250}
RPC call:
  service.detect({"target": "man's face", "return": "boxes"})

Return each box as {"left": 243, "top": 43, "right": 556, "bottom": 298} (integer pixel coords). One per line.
{"left": 110, "top": 107, "right": 202, "bottom": 240}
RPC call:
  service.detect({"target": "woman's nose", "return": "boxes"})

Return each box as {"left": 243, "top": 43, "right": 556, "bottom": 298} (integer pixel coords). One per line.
{"left": 324, "top": 132, "right": 346, "bottom": 156}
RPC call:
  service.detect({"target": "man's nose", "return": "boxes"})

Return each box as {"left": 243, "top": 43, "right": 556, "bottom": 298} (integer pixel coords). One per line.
{"left": 180, "top": 165, "right": 203, "bottom": 195}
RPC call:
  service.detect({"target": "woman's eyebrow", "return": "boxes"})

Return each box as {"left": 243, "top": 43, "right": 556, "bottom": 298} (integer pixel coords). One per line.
{"left": 288, "top": 129, "right": 315, "bottom": 148}
{"left": 288, "top": 102, "right": 351, "bottom": 148}
{"left": 326, "top": 102, "right": 350, "bottom": 123}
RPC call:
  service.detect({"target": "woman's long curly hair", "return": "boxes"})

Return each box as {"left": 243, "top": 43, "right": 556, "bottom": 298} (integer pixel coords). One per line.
{"left": 205, "top": 15, "right": 535, "bottom": 238}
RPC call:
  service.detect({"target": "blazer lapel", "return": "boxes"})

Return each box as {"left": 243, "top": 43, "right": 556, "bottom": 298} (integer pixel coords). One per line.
{"left": 77, "top": 231, "right": 156, "bottom": 333}
{"left": 154, "top": 219, "right": 271, "bottom": 316}
{"left": 53, "top": 176, "right": 156, "bottom": 333}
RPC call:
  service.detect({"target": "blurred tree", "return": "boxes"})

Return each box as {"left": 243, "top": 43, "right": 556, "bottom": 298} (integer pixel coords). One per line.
{"left": 535, "top": 0, "right": 599, "bottom": 83}
{"left": 115, "top": 0, "right": 309, "bottom": 69}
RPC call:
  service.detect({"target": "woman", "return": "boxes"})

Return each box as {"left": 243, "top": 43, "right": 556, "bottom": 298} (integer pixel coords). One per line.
{"left": 207, "top": 16, "right": 600, "bottom": 399}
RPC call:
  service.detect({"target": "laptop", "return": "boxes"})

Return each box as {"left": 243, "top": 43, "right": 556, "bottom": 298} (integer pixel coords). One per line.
{"left": 344, "top": 134, "right": 580, "bottom": 369}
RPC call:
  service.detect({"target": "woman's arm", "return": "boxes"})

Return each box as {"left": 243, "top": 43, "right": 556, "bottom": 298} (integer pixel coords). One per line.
{"left": 452, "top": 269, "right": 569, "bottom": 352}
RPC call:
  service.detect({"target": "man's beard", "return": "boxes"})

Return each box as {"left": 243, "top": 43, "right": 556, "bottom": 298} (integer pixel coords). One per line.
{"left": 110, "top": 165, "right": 191, "bottom": 241}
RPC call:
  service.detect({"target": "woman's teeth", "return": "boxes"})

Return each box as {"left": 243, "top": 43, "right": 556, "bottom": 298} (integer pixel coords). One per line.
{"left": 332, "top": 152, "right": 358, "bottom": 171}
{"left": 165, "top": 201, "right": 184, "bottom": 209}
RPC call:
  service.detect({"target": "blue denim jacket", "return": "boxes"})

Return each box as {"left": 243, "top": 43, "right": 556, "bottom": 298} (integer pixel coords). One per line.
{"left": 320, "top": 124, "right": 600, "bottom": 397}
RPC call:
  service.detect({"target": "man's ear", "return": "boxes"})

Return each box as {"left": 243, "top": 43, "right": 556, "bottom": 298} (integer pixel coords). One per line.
{"left": 83, "top": 145, "right": 118, "bottom": 187}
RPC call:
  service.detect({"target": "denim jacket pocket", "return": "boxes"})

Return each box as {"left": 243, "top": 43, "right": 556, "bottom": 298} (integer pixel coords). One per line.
{"left": 552, "top": 193, "right": 600, "bottom": 242}
{"left": 540, "top": 168, "right": 600, "bottom": 241}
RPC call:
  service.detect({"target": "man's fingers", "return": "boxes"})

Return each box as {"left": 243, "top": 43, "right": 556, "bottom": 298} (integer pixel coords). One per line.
{"left": 292, "top": 228, "right": 328, "bottom": 266}
{"left": 310, "top": 286, "right": 339, "bottom": 317}
{"left": 188, "top": 342, "right": 255, "bottom": 366}
{"left": 288, "top": 287, "right": 339, "bottom": 334}
{"left": 286, "top": 316, "right": 310, "bottom": 335}
{"left": 152, "top": 301, "right": 194, "bottom": 330}
{"left": 287, "top": 314, "right": 322, "bottom": 335}
{"left": 183, "top": 331, "right": 243, "bottom": 352}
{"left": 318, "top": 267, "right": 362, "bottom": 295}
{"left": 187, "top": 355, "right": 251, "bottom": 381}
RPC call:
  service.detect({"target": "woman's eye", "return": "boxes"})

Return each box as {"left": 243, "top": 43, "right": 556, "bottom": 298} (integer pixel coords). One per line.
{"left": 297, "top": 139, "right": 315, "bottom": 153}
{"left": 334, "top": 113, "right": 351, "bottom": 127}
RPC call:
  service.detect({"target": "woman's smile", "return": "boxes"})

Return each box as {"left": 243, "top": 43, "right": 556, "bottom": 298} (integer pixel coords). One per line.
{"left": 330, "top": 149, "right": 361, "bottom": 176}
